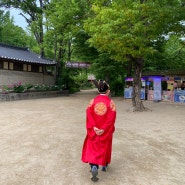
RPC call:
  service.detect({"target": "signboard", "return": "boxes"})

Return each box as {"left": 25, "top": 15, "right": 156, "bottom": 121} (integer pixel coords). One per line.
{"left": 124, "top": 87, "right": 133, "bottom": 98}
{"left": 174, "top": 90, "right": 185, "bottom": 103}
{"left": 65, "top": 61, "right": 91, "bottom": 68}
{"left": 124, "top": 87, "right": 145, "bottom": 99}
{"left": 148, "top": 90, "right": 154, "bottom": 100}
{"left": 162, "top": 91, "right": 174, "bottom": 102}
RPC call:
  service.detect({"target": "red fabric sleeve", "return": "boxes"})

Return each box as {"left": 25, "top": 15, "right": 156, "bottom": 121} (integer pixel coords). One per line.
{"left": 86, "top": 99, "right": 96, "bottom": 139}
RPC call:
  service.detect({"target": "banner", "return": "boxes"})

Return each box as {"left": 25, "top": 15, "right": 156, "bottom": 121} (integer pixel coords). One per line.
{"left": 65, "top": 61, "right": 91, "bottom": 68}
{"left": 174, "top": 90, "right": 185, "bottom": 103}
{"left": 153, "top": 77, "right": 162, "bottom": 101}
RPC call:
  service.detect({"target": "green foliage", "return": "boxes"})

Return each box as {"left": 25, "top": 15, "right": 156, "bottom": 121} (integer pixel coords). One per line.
{"left": 110, "top": 78, "right": 124, "bottom": 97}
{"left": 144, "top": 34, "right": 185, "bottom": 72}
{"left": 56, "top": 67, "right": 81, "bottom": 93}
{"left": 1, "top": 82, "right": 62, "bottom": 94}
{"left": 45, "top": 0, "right": 88, "bottom": 57}
{"left": 72, "top": 30, "right": 100, "bottom": 61}
{"left": 13, "top": 82, "right": 25, "bottom": 93}
{"left": 73, "top": 72, "right": 94, "bottom": 90}
{"left": 0, "top": 10, "right": 32, "bottom": 47}
{"left": 1, "top": 0, "right": 51, "bottom": 56}
{"left": 42, "top": 30, "right": 56, "bottom": 59}
{"left": 67, "top": 77, "right": 80, "bottom": 93}
{"left": 83, "top": 0, "right": 185, "bottom": 110}
{"left": 89, "top": 53, "right": 125, "bottom": 96}
{"left": 56, "top": 67, "right": 93, "bottom": 92}
{"left": 23, "top": 84, "right": 33, "bottom": 91}
{"left": 163, "top": 35, "right": 185, "bottom": 69}
{"left": 84, "top": 0, "right": 184, "bottom": 62}
{"left": 3, "top": 81, "right": 25, "bottom": 93}
{"left": 33, "top": 84, "right": 62, "bottom": 91}
{"left": 80, "top": 81, "right": 94, "bottom": 90}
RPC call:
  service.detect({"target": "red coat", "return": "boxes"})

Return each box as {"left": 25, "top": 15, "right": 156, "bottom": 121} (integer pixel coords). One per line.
{"left": 81, "top": 94, "right": 116, "bottom": 166}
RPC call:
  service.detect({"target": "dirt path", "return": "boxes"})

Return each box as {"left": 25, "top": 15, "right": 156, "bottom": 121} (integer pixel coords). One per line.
{"left": 0, "top": 89, "right": 185, "bottom": 185}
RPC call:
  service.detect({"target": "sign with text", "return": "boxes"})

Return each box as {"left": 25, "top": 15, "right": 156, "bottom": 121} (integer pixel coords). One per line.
{"left": 65, "top": 61, "right": 91, "bottom": 69}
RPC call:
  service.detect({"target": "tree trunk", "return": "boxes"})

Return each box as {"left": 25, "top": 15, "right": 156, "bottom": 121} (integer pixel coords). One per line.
{"left": 56, "top": 40, "right": 64, "bottom": 79}
{"left": 132, "top": 58, "right": 145, "bottom": 111}
{"left": 126, "top": 60, "right": 133, "bottom": 77}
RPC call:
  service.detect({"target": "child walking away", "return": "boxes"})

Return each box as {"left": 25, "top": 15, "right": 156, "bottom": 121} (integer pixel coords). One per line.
{"left": 81, "top": 80, "right": 117, "bottom": 182}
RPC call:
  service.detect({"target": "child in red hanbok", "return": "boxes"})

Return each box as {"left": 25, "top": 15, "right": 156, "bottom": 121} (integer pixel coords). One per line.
{"left": 81, "top": 80, "right": 116, "bottom": 181}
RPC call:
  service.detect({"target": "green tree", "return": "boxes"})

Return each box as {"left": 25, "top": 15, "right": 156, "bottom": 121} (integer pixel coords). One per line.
{"left": 0, "top": 0, "right": 50, "bottom": 57}
{"left": 90, "top": 53, "right": 125, "bottom": 95}
{"left": 84, "top": 0, "right": 185, "bottom": 111}
{"left": 144, "top": 34, "right": 185, "bottom": 72}
{"left": 0, "top": 10, "right": 34, "bottom": 47}
{"left": 163, "top": 35, "right": 185, "bottom": 69}
{"left": 45, "top": 0, "right": 92, "bottom": 84}
{"left": 72, "top": 30, "right": 100, "bottom": 62}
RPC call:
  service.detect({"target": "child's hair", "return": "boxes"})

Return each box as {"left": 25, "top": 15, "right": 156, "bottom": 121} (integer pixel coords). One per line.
{"left": 98, "top": 80, "right": 110, "bottom": 94}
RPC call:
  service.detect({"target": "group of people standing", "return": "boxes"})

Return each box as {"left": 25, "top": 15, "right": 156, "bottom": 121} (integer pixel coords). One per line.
{"left": 81, "top": 80, "right": 117, "bottom": 182}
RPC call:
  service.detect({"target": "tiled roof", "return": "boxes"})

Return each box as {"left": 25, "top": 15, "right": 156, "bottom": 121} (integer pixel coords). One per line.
{"left": 0, "top": 43, "right": 56, "bottom": 65}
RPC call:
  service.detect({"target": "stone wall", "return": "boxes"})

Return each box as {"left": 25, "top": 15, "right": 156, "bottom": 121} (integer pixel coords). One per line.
{"left": 0, "top": 91, "right": 69, "bottom": 102}
{"left": 0, "top": 70, "right": 55, "bottom": 86}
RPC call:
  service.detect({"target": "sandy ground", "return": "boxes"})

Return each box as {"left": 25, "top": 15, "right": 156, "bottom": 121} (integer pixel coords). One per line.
{"left": 0, "top": 89, "right": 185, "bottom": 185}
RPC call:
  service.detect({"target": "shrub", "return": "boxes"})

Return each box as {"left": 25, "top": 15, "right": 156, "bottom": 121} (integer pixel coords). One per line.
{"left": 12, "top": 81, "right": 24, "bottom": 93}
{"left": 24, "top": 84, "right": 33, "bottom": 91}
{"left": 1, "top": 82, "right": 62, "bottom": 93}
{"left": 34, "top": 84, "right": 46, "bottom": 91}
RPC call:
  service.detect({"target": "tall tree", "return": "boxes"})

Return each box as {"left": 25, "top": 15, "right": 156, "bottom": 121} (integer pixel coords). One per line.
{"left": 163, "top": 35, "right": 185, "bottom": 69}
{"left": 0, "top": 10, "right": 34, "bottom": 47}
{"left": 144, "top": 34, "right": 185, "bottom": 72}
{"left": 84, "top": 0, "right": 185, "bottom": 111}
{"left": 45, "top": 0, "right": 91, "bottom": 78}
{"left": 0, "top": 0, "right": 50, "bottom": 57}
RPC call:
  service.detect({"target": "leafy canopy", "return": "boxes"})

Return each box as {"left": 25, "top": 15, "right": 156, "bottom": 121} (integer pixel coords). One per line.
{"left": 0, "top": 10, "right": 35, "bottom": 47}
{"left": 84, "top": 0, "right": 185, "bottom": 62}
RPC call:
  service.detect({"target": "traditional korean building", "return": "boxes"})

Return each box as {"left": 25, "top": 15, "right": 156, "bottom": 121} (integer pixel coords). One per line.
{"left": 0, "top": 43, "right": 56, "bottom": 87}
